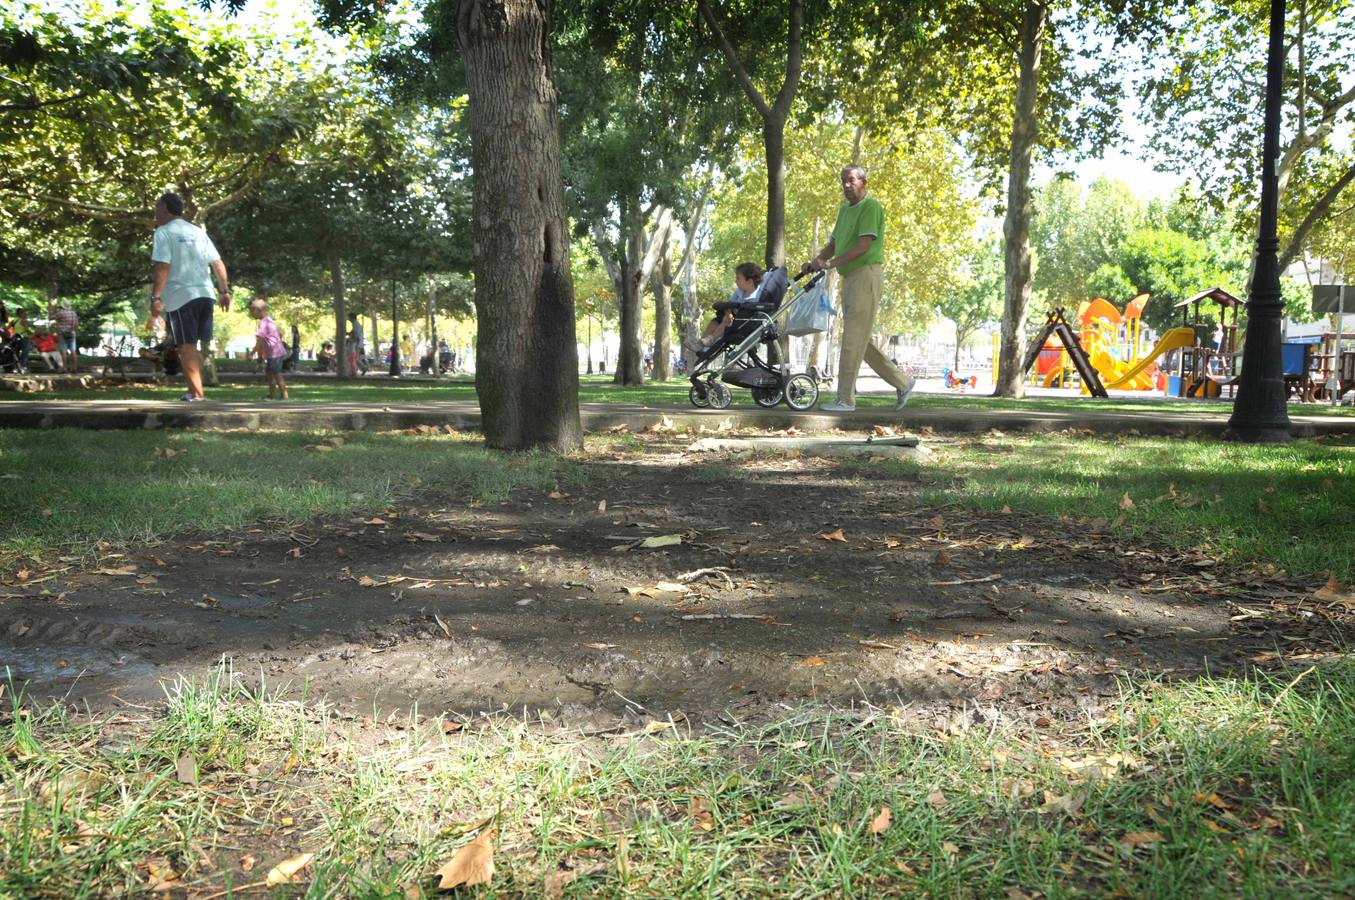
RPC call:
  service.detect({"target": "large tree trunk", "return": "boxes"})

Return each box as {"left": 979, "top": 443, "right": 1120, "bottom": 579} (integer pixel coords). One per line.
{"left": 994, "top": 1, "right": 1046, "bottom": 398}
{"left": 652, "top": 245, "right": 674, "bottom": 381}
{"left": 763, "top": 119, "right": 787, "bottom": 269}
{"left": 458, "top": 0, "right": 581, "bottom": 451}
{"left": 614, "top": 224, "right": 644, "bottom": 385}
{"left": 328, "top": 248, "right": 350, "bottom": 379}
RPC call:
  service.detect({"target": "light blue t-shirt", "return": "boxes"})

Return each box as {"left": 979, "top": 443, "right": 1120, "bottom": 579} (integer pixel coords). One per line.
{"left": 728, "top": 283, "right": 762, "bottom": 305}
{"left": 151, "top": 217, "right": 221, "bottom": 312}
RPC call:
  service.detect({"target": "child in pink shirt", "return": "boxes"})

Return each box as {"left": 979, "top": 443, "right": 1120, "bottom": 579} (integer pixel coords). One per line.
{"left": 250, "top": 296, "right": 289, "bottom": 400}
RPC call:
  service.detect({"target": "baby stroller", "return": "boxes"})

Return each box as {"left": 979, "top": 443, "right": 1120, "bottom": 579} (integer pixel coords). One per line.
{"left": 687, "top": 268, "right": 825, "bottom": 410}
{"left": 0, "top": 331, "right": 25, "bottom": 373}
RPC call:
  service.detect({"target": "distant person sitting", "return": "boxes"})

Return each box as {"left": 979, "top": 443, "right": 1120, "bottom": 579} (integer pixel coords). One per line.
{"left": 137, "top": 298, "right": 179, "bottom": 375}
{"left": 316, "top": 340, "right": 336, "bottom": 372}
{"left": 32, "top": 332, "right": 63, "bottom": 371}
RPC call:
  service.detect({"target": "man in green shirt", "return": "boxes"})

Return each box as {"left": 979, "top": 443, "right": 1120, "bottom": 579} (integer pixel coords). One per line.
{"left": 805, "top": 165, "right": 915, "bottom": 411}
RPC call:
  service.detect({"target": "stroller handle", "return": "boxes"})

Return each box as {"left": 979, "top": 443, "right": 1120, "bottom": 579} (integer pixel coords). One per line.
{"left": 793, "top": 268, "right": 826, "bottom": 289}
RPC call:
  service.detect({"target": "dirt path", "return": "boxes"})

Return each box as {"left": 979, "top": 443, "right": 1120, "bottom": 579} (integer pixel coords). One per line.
{"left": 2, "top": 435, "right": 1343, "bottom": 728}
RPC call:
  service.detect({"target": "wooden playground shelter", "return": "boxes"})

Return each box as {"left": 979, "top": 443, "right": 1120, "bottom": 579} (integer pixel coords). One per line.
{"left": 1173, "top": 287, "right": 1242, "bottom": 398}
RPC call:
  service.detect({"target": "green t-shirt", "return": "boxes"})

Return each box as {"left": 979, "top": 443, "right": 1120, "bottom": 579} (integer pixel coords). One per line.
{"left": 831, "top": 195, "right": 885, "bottom": 275}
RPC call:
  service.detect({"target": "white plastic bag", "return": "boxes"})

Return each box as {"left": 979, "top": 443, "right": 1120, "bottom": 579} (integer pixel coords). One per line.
{"left": 784, "top": 284, "right": 833, "bottom": 336}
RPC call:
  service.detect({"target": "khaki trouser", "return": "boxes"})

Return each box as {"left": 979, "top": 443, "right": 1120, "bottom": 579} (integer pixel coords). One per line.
{"left": 836, "top": 264, "right": 908, "bottom": 405}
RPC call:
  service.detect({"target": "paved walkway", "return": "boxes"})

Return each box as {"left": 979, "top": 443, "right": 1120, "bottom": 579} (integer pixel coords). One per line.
{"left": 0, "top": 396, "right": 1350, "bottom": 438}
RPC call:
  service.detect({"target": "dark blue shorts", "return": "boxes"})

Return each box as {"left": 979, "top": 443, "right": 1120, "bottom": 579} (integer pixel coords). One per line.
{"left": 167, "top": 297, "right": 214, "bottom": 347}
{"left": 264, "top": 355, "right": 285, "bottom": 374}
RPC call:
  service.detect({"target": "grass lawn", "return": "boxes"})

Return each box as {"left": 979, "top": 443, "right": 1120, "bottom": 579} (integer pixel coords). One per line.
{"left": 4, "top": 424, "right": 1354, "bottom": 895}
{"left": 2, "top": 426, "right": 1352, "bottom": 579}
{"left": 4, "top": 373, "right": 1354, "bottom": 416}
{"left": 4, "top": 659, "right": 1353, "bottom": 896}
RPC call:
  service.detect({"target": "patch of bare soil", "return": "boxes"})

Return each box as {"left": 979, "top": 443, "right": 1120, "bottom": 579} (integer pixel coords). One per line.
{"left": 2, "top": 436, "right": 1347, "bottom": 729}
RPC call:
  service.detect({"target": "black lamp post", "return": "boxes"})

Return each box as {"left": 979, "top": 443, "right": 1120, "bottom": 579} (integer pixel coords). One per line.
{"left": 1228, "top": 0, "right": 1291, "bottom": 442}
{"left": 389, "top": 280, "right": 401, "bottom": 378}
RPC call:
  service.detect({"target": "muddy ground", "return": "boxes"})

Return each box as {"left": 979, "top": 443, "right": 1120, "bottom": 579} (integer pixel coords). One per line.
{"left": 1, "top": 433, "right": 1345, "bottom": 730}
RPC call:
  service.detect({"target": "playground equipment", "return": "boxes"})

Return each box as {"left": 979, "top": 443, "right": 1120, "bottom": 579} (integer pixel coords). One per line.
{"left": 1076, "top": 293, "right": 1182, "bottom": 392}
{"left": 1173, "top": 287, "right": 1243, "bottom": 398}
{"left": 1023, "top": 308, "right": 1108, "bottom": 397}
{"left": 1025, "top": 292, "right": 1204, "bottom": 395}
{"left": 941, "top": 367, "right": 977, "bottom": 391}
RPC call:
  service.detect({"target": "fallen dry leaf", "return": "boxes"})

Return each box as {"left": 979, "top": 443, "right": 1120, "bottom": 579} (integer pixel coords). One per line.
{"left": 95, "top": 565, "right": 137, "bottom": 577}
{"left": 801, "top": 655, "right": 827, "bottom": 667}
{"left": 639, "top": 534, "right": 683, "bottom": 549}
{"left": 1120, "top": 493, "right": 1135, "bottom": 511}
{"left": 817, "top": 528, "right": 847, "bottom": 542}
{"left": 926, "top": 791, "right": 947, "bottom": 810}
{"left": 869, "top": 806, "right": 892, "bottom": 834}
{"left": 926, "top": 514, "right": 946, "bottom": 529}
{"left": 1315, "top": 575, "right": 1355, "bottom": 607}
{"left": 241, "top": 854, "right": 257, "bottom": 873}
{"left": 689, "top": 796, "right": 714, "bottom": 831}
{"left": 580, "top": 642, "right": 616, "bottom": 650}
{"left": 266, "top": 852, "right": 315, "bottom": 886}
{"left": 1120, "top": 830, "right": 1165, "bottom": 848}
{"left": 174, "top": 755, "right": 198, "bottom": 786}
{"left": 435, "top": 828, "right": 496, "bottom": 890}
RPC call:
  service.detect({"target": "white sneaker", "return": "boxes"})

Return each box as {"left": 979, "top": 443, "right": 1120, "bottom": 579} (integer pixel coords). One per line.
{"left": 819, "top": 400, "right": 856, "bottom": 412}
{"left": 895, "top": 376, "right": 917, "bottom": 409}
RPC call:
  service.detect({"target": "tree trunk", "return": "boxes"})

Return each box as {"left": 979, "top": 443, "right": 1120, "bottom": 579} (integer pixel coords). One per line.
{"left": 763, "top": 118, "right": 787, "bottom": 269}
{"left": 652, "top": 245, "right": 674, "bottom": 381}
{"left": 994, "top": 1, "right": 1046, "bottom": 399}
{"left": 457, "top": 0, "right": 581, "bottom": 452}
{"left": 614, "top": 222, "right": 645, "bottom": 385}
{"left": 328, "top": 248, "right": 349, "bottom": 379}
{"left": 679, "top": 246, "right": 701, "bottom": 372}
{"left": 696, "top": 0, "right": 800, "bottom": 274}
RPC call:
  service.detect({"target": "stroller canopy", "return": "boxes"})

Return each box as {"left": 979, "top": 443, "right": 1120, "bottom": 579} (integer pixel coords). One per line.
{"left": 759, "top": 266, "right": 789, "bottom": 308}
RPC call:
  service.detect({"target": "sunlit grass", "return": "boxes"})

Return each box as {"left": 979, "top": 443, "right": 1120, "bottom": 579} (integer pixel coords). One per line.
{"left": 909, "top": 432, "right": 1355, "bottom": 581}
{"left": 0, "top": 428, "right": 588, "bottom": 558}
{"left": 4, "top": 659, "right": 1354, "bottom": 896}
{"left": 5, "top": 372, "right": 1352, "bottom": 416}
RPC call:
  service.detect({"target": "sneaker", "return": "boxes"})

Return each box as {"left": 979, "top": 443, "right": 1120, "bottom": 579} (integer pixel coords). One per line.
{"left": 819, "top": 400, "right": 856, "bottom": 412}
{"left": 178, "top": 394, "right": 205, "bottom": 402}
{"left": 895, "top": 376, "right": 917, "bottom": 409}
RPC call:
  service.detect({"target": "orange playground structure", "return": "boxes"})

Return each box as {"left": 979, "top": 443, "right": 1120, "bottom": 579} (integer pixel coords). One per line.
{"left": 1032, "top": 293, "right": 1194, "bottom": 394}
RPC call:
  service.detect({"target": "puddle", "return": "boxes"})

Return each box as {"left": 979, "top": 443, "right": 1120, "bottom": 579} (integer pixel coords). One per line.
{"left": 214, "top": 593, "right": 272, "bottom": 612}
{"left": 1, "top": 642, "right": 157, "bottom": 695}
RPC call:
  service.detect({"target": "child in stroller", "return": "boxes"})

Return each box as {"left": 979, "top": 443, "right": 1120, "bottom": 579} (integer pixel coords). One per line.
{"left": 686, "top": 264, "right": 824, "bottom": 410}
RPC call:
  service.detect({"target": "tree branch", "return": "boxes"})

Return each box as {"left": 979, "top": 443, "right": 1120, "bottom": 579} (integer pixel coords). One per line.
{"left": 1279, "top": 163, "right": 1355, "bottom": 272}
{"left": 695, "top": 0, "right": 772, "bottom": 120}
{"left": 771, "top": 0, "right": 803, "bottom": 121}
{"left": 637, "top": 206, "right": 673, "bottom": 284}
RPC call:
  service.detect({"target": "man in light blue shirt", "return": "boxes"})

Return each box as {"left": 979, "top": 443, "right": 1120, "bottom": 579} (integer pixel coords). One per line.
{"left": 150, "top": 192, "right": 231, "bottom": 401}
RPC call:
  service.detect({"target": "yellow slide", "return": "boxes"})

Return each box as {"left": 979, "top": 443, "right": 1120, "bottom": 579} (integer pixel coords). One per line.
{"left": 1042, "top": 365, "right": 1065, "bottom": 388}
{"left": 1099, "top": 326, "right": 1196, "bottom": 390}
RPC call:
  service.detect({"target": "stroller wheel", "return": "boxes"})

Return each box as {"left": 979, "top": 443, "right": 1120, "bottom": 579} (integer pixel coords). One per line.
{"left": 784, "top": 373, "right": 819, "bottom": 411}
{"left": 688, "top": 384, "right": 711, "bottom": 408}
{"left": 752, "top": 385, "right": 783, "bottom": 408}
{"left": 707, "top": 381, "right": 732, "bottom": 410}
